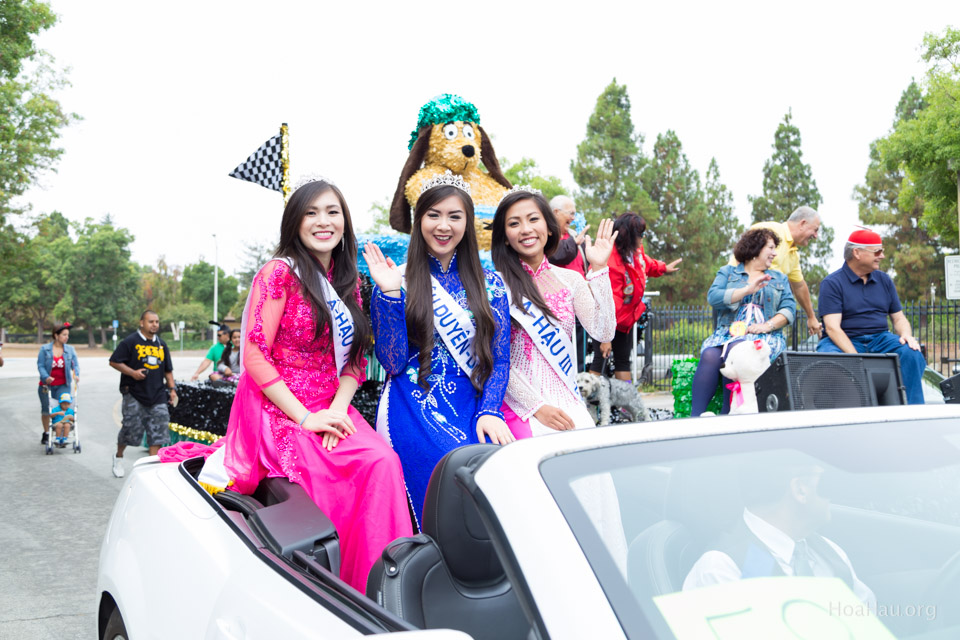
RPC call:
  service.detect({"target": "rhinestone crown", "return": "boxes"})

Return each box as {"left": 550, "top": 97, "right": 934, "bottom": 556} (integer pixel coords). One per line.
{"left": 419, "top": 170, "right": 472, "bottom": 197}
{"left": 292, "top": 173, "right": 336, "bottom": 191}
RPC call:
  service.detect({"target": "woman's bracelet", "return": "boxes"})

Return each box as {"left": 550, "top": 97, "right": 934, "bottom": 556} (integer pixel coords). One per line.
{"left": 298, "top": 411, "right": 311, "bottom": 426}
{"left": 766, "top": 320, "right": 775, "bottom": 332}
{"left": 381, "top": 288, "right": 402, "bottom": 296}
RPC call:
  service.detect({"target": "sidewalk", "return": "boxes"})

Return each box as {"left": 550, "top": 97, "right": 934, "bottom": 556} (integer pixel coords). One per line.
{"left": 641, "top": 391, "right": 674, "bottom": 412}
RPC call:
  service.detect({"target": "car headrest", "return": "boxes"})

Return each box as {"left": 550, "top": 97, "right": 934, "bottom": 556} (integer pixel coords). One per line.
{"left": 663, "top": 457, "right": 743, "bottom": 538}
{"left": 422, "top": 444, "right": 502, "bottom": 584}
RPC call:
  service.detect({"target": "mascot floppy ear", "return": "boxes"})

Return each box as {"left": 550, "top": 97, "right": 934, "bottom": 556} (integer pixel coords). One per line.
{"left": 390, "top": 126, "right": 431, "bottom": 233}
{"left": 478, "top": 125, "right": 512, "bottom": 189}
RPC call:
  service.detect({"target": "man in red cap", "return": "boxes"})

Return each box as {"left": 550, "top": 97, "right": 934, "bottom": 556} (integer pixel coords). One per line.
{"left": 816, "top": 229, "right": 925, "bottom": 404}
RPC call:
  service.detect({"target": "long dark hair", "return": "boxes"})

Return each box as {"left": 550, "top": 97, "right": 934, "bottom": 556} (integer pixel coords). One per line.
{"left": 220, "top": 329, "right": 241, "bottom": 367}
{"left": 405, "top": 184, "right": 496, "bottom": 392}
{"left": 274, "top": 180, "right": 370, "bottom": 368}
{"left": 613, "top": 212, "right": 647, "bottom": 264}
{"left": 491, "top": 191, "right": 559, "bottom": 323}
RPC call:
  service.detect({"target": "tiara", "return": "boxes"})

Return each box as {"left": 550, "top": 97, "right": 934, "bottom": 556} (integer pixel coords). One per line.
{"left": 292, "top": 173, "right": 336, "bottom": 191}
{"left": 419, "top": 170, "right": 472, "bottom": 196}
{"left": 498, "top": 184, "right": 541, "bottom": 205}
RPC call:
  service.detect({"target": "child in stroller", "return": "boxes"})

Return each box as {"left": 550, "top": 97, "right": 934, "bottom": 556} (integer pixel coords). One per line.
{"left": 49, "top": 392, "right": 76, "bottom": 448}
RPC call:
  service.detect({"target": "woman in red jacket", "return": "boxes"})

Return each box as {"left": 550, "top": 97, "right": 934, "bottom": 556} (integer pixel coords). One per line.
{"left": 588, "top": 213, "right": 680, "bottom": 382}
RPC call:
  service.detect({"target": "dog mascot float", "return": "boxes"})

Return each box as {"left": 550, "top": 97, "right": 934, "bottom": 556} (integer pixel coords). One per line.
{"left": 389, "top": 94, "right": 511, "bottom": 249}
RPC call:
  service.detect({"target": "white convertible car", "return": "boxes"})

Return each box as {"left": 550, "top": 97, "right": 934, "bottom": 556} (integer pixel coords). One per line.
{"left": 98, "top": 404, "right": 960, "bottom": 639}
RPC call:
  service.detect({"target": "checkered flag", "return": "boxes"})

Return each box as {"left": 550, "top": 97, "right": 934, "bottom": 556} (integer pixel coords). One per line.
{"left": 229, "top": 127, "right": 287, "bottom": 193}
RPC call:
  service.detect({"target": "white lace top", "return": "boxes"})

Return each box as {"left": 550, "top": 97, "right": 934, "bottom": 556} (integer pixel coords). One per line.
{"left": 505, "top": 258, "right": 616, "bottom": 420}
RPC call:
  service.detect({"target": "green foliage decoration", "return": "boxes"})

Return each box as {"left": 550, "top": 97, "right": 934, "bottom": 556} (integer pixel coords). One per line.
{"left": 670, "top": 357, "right": 721, "bottom": 418}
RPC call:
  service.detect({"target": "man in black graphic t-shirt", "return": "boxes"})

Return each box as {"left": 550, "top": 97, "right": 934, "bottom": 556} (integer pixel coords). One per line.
{"left": 108, "top": 310, "right": 177, "bottom": 478}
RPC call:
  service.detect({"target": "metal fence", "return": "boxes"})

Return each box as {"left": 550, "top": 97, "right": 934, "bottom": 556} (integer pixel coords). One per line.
{"left": 638, "top": 300, "right": 960, "bottom": 390}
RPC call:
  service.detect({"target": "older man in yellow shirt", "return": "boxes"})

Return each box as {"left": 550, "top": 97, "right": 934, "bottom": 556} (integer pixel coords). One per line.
{"left": 732, "top": 206, "right": 822, "bottom": 336}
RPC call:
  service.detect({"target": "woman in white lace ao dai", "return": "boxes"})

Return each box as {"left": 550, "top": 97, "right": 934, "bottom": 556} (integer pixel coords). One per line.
{"left": 491, "top": 190, "right": 618, "bottom": 438}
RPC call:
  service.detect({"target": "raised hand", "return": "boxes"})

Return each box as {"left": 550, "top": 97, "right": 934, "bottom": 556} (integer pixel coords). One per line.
{"left": 745, "top": 271, "right": 772, "bottom": 294}
{"left": 362, "top": 242, "right": 402, "bottom": 294}
{"left": 664, "top": 258, "right": 682, "bottom": 273}
{"left": 584, "top": 218, "right": 619, "bottom": 269}
{"left": 575, "top": 225, "right": 591, "bottom": 245}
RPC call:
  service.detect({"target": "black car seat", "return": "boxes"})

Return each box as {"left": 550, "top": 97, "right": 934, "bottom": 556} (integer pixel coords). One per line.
{"left": 366, "top": 445, "right": 530, "bottom": 640}
{"left": 626, "top": 457, "right": 743, "bottom": 601}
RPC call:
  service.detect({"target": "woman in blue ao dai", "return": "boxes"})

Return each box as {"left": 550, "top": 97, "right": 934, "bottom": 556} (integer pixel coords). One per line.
{"left": 363, "top": 181, "right": 512, "bottom": 526}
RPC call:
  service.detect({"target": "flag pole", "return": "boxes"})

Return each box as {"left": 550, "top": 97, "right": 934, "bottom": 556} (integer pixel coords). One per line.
{"left": 281, "top": 122, "right": 290, "bottom": 205}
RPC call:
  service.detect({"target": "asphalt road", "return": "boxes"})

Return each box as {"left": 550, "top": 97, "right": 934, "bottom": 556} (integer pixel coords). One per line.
{"left": 0, "top": 354, "right": 203, "bottom": 640}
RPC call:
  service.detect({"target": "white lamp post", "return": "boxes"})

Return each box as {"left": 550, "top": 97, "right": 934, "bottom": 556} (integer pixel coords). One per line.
{"left": 212, "top": 233, "right": 219, "bottom": 346}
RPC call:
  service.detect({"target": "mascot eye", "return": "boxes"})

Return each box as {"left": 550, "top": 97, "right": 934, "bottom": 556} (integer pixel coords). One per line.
{"left": 462, "top": 125, "right": 475, "bottom": 140}
{"left": 443, "top": 124, "right": 458, "bottom": 140}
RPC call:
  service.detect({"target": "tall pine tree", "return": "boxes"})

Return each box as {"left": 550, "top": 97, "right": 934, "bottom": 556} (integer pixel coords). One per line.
{"left": 642, "top": 132, "right": 741, "bottom": 303}
{"left": 749, "top": 110, "right": 834, "bottom": 291}
{"left": 854, "top": 81, "right": 941, "bottom": 299}
{"left": 570, "top": 79, "right": 654, "bottom": 230}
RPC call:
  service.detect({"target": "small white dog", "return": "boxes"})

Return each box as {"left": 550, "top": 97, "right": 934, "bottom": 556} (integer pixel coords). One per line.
{"left": 576, "top": 372, "right": 650, "bottom": 426}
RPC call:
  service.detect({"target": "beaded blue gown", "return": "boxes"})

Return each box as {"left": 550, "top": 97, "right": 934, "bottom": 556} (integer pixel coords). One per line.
{"left": 372, "top": 252, "right": 510, "bottom": 526}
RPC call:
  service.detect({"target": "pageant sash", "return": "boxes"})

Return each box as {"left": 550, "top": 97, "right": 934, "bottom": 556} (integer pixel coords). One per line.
{"left": 510, "top": 298, "right": 579, "bottom": 397}
{"left": 279, "top": 257, "right": 353, "bottom": 376}
{"left": 399, "top": 265, "right": 478, "bottom": 378}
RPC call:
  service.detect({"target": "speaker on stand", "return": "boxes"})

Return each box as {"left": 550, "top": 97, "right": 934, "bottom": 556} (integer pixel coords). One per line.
{"left": 940, "top": 373, "right": 960, "bottom": 404}
{"left": 755, "top": 352, "right": 906, "bottom": 412}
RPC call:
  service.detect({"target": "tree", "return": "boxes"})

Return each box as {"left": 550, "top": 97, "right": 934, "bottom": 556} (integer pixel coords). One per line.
{"left": 641, "top": 132, "right": 741, "bottom": 302}
{"left": 62, "top": 217, "right": 140, "bottom": 347}
{"left": 181, "top": 260, "right": 240, "bottom": 320}
{"left": 363, "top": 199, "right": 395, "bottom": 235}
{"left": 162, "top": 302, "right": 209, "bottom": 339}
{"left": 0, "top": 1, "right": 77, "bottom": 220}
{"left": 3, "top": 212, "right": 71, "bottom": 339}
{"left": 500, "top": 157, "right": 568, "bottom": 201}
{"left": 571, "top": 79, "right": 655, "bottom": 230}
{"left": 139, "top": 257, "right": 183, "bottom": 320}
{"left": 749, "top": 110, "right": 834, "bottom": 291}
{"left": 854, "top": 81, "right": 943, "bottom": 298}
{"left": 880, "top": 28, "right": 960, "bottom": 246}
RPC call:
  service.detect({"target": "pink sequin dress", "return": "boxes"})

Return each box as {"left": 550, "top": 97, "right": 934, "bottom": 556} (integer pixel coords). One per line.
{"left": 502, "top": 259, "right": 616, "bottom": 437}
{"left": 172, "top": 260, "right": 412, "bottom": 592}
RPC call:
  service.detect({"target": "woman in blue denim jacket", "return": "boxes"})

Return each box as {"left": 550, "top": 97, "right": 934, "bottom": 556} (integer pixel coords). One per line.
{"left": 37, "top": 323, "right": 80, "bottom": 444}
{"left": 691, "top": 228, "right": 796, "bottom": 415}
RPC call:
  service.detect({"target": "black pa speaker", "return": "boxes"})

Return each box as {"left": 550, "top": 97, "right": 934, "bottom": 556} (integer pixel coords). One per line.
{"left": 940, "top": 373, "right": 960, "bottom": 404}
{"left": 755, "top": 351, "right": 906, "bottom": 412}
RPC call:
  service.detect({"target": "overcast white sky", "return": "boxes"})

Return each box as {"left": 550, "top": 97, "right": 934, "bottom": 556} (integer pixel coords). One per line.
{"left": 15, "top": 0, "right": 957, "bottom": 277}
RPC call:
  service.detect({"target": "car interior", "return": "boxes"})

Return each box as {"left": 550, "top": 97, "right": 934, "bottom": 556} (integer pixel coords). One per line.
{"left": 181, "top": 449, "right": 533, "bottom": 640}
{"left": 611, "top": 442, "right": 960, "bottom": 638}
{"left": 179, "top": 457, "right": 416, "bottom": 635}
{"left": 367, "top": 445, "right": 531, "bottom": 640}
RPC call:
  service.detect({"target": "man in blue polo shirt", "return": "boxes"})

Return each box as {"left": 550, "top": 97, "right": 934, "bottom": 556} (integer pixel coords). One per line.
{"left": 816, "top": 229, "right": 925, "bottom": 404}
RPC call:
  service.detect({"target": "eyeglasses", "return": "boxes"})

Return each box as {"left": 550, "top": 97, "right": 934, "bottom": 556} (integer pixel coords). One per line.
{"left": 860, "top": 247, "right": 884, "bottom": 256}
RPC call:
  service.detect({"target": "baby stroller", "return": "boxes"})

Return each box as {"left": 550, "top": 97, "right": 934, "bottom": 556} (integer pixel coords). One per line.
{"left": 45, "top": 385, "right": 82, "bottom": 455}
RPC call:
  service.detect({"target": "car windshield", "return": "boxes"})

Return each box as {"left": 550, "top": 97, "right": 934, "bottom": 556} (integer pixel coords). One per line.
{"left": 540, "top": 418, "right": 960, "bottom": 639}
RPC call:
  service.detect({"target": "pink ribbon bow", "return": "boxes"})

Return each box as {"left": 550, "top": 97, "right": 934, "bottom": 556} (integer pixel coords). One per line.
{"left": 726, "top": 381, "right": 744, "bottom": 409}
